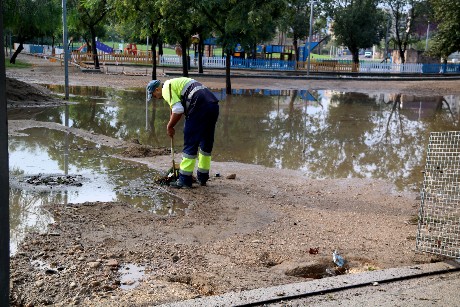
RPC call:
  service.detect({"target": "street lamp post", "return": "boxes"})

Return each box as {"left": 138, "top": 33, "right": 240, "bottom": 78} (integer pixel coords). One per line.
{"left": 425, "top": 22, "right": 430, "bottom": 51}
{"left": 62, "top": 0, "right": 69, "bottom": 100}
{"left": 307, "top": 1, "right": 316, "bottom": 76}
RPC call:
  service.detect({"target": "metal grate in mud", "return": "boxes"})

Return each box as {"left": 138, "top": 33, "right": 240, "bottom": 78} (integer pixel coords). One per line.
{"left": 416, "top": 131, "right": 460, "bottom": 258}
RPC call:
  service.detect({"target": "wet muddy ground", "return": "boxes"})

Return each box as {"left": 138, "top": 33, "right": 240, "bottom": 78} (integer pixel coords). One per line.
{"left": 7, "top": 54, "right": 458, "bottom": 306}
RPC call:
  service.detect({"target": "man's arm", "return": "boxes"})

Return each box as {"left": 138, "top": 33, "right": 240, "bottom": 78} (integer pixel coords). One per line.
{"left": 167, "top": 112, "right": 183, "bottom": 137}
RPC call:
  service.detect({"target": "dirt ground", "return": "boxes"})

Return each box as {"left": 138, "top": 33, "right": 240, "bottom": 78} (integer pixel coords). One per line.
{"left": 6, "top": 54, "right": 460, "bottom": 306}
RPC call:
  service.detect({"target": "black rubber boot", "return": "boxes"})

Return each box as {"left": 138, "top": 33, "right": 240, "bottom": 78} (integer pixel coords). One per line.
{"left": 169, "top": 179, "right": 192, "bottom": 189}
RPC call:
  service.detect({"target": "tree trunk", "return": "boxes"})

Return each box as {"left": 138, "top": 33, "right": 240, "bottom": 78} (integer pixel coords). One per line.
{"left": 352, "top": 50, "right": 360, "bottom": 64}
{"left": 180, "top": 36, "right": 188, "bottom": 77}
{"left": 293, "top": 38, "right": 298, "bottom": 62}
{"left": 198, "top": 34, "right": 204, "bottom": 74}
{"left": 52, "top": 36, "right": 56, "bottom": 56}
{"left": 10, "top": 41, "right": 24, "bottom": 64}
{"left": 158, "top": 40, "right": 163, "bottom": 56}
{"left": 151, "top": 34, "right": 158, "bottom": 80}
{"left": 225, "top": 51, "right": 231, "bottom": 94}
{"left": 90, "top": 28, "right": 100, "bottom": 69}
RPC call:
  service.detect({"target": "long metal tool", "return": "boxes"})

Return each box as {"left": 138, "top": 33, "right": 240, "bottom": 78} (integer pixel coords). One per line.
{"left": 171, "top": 136, "right": 177, "bottom": 180}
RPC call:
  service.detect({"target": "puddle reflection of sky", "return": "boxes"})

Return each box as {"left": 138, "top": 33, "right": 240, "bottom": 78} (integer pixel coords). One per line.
{"left": 9, "top": 86, "right": 460, "bottom": 255}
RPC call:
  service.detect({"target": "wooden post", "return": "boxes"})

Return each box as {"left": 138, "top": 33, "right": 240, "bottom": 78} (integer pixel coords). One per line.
{"left": 0, "top": 0, "right": 11, "bottom": 304}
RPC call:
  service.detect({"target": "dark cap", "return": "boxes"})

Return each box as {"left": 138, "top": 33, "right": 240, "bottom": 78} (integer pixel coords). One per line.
{"left": 146, "top": 80, "right": 161, "bottom": 100}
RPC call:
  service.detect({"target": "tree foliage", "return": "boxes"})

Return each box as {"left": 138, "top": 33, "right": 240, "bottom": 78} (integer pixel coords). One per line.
{"left": 4, "top": 0, "right": 61, "bottom": 63}
{"left": 429, "top": 0, "right": 460, "bottom": 61}
{"left": 67, "top": 0, "right": 112, "bottom": 68}
{"left": 196, "top": 0, "right": 284, "bottom": 93}
{"left": 159, "top": 0, "right": 197, "bottom": 77}
{"left": 384, "top": 0, "right": 425, "bottom": 63}
{"left": 110, "top": 0, "right": 163, "bottom": 79}
{"left": 278, "top": 0, "right": 310, "bottom": 61}
{"left": 333, "top": 0, "right": 384, "bottom": 64}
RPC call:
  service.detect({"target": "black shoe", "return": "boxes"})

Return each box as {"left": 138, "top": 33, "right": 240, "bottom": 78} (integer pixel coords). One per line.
{"left": 169, "top": 180, "right": 192, "bottom": 189}
{"left": 197, "top": 180, "right": 207, "bottom": 186}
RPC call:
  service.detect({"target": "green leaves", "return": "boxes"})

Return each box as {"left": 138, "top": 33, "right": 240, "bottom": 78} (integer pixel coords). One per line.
{"left": 333, "top": 0, "right": 384, "bottom": 62}
{"left": 429, "top": 0, "right": 460, "bottom": 58}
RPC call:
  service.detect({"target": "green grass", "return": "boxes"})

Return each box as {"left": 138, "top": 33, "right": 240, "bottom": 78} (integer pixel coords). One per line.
{"left": 310, "top": 53, "right": 332, "bottom": 60}
{"left": 5, "top": 58, "right": 31, "bottom": 69}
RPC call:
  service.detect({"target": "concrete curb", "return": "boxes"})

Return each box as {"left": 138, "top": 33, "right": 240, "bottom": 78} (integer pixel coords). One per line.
{"left": 160, "top": 260, "right": 460, "bottom": 307}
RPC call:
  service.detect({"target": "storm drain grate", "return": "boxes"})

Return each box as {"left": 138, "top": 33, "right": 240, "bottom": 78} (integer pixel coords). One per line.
{"left": 416, "top": 131, "right": 460, "bottom": 258}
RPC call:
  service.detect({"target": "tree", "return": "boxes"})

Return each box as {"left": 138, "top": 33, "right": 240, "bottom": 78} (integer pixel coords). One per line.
{"left": 279, "top": 0, "right": 310, "bottom": 61}
{"left": 196, "top": 0, "right": 284, "bottom": 94}
{"left": 111, "top": 0, "right": 163, "bottom": 80}
{"left": 429, "top": 0, "right": 460, "bottom": 62}
{"left": 3, "top": 0, "right": 61, "bottom": 63}
{"left": 160, "top": 0, "right": 196, "bottom": 77}
{"left": 333, "top": 0, "right": 385, "bottom": 64}
{"left": 67, "top": 0, "right": 112, "bottom": 69}
{"left": 384, "top": 0, "right": 423, "bottom": 63}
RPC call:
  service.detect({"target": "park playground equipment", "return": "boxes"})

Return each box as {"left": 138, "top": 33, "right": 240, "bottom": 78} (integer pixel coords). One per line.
{"left": 124, "top": 43, "right": 138, "bottom": 55}
{"left": 72, "top": 41, "right": 136, "bottom": 56}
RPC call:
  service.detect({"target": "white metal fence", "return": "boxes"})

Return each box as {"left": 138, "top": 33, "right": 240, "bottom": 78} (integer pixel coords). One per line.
{"left": 12, "top": 44, "right": 460, "bottom": 74}
{"left": 160, "top": 55, "right": 227, "bottom": 68}
{"left": 360, "top": 62, "right": 424, "bottom": 74}
{"left": 416, "top": 131, "right": 460, "bottom": 258}
{"left": 160, "top": 55, "right": 455, "bottom": 74}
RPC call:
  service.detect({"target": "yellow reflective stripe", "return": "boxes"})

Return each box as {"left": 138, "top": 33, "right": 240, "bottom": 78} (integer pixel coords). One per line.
{"left": 180, "top": 157, "right": 196, "bottom": 173}
{"left": 198, "top": 152, "right": 211, "bottom": 171}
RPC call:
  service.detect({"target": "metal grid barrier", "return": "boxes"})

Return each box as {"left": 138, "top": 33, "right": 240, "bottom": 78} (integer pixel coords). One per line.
{"left": 416, "top": 131, "right": 460, "bottom": 258}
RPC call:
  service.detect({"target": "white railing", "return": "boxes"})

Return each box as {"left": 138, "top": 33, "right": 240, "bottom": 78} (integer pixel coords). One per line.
{"left": 360, "top": 62, "right": 423, "bottom": 74}
{"left": 201, "top": 57, "right": 226, "bottom": 68}
{"left": 160, "top": 55, "right": 226, "bottom": 68}
{"left": 160, "top": 55, "right": 182, "bottom": 65}
{"left": 161, "top": 55, "right": 429, "bottom": 73}
{"left": 13, "top": 44, "right": 457, "bottom": 74}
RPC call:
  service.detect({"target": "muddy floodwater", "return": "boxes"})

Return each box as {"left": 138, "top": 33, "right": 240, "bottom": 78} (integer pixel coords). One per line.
{"left": 8, "top": 85, "right": 460, "bottom": 254}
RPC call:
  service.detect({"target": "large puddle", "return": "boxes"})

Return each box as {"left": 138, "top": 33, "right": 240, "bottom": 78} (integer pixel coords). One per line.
{"left": 8, "top": 128, "right": 184, "bottom": 254}
{"left": 8, "top": 84, "right": 460, "bottom": 254}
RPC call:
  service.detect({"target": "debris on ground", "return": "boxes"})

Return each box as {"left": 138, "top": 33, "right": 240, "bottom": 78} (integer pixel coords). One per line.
{"left": 154, "top": 166, "right": 179, "bottom": 186}
{"left": 22, "top": 174, "right": 83, "bottom": 187}
{"left": 121, "top": 144, "right": 169, "bottom": 158}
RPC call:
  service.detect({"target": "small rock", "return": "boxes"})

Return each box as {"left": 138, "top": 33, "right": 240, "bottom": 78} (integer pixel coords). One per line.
{"left": 226, "top": 174, "right": 236, "bottom": 179}
{"left": 88, "top": 261, "right": 101, "bottom": 268}
{"left": 123, "top": 279, "right": 135, "bottom": 286}
{"left": 70, "top": 282, "right": 77, "bottom": 289}
{"left": 105, "top": 259, "right": 118, "bottom": 267}
{"left": 276, "top": 291, "right": 286, "bottom": 296}
{"left": 35, "top": 280, "right": 44, "bottom": 287}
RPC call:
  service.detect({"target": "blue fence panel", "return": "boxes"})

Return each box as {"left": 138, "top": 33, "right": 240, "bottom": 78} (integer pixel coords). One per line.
{"left": 421, "top": 63, "right": 460, "bottom": 74}
{"left": 229, "top": 57, "right": 295, "bottom": 70}
{"left": 30, "top": 45, "right": 44, "bottom": 54}
{"left": 446, "top": 64, "right": 460, "bottom": 73}
{"left": 422, "top": 64, "right": 441, "bottom": 74}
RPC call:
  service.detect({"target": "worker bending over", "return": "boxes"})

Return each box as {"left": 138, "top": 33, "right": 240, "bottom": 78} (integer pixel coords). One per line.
{"left": 147, "top": 78, "right": 219, "bottom": 188}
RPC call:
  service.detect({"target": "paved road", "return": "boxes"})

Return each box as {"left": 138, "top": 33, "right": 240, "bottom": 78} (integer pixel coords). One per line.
{"left": 270, "top": 269, "right": 460, "bottom": 307}
{"left": 161, "top": 260, "right": 460, "bottom": 307}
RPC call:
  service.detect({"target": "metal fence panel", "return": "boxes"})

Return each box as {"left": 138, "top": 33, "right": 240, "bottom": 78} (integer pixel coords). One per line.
{"left": 416, "top": 131, "right": 460, "bottom": 258}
